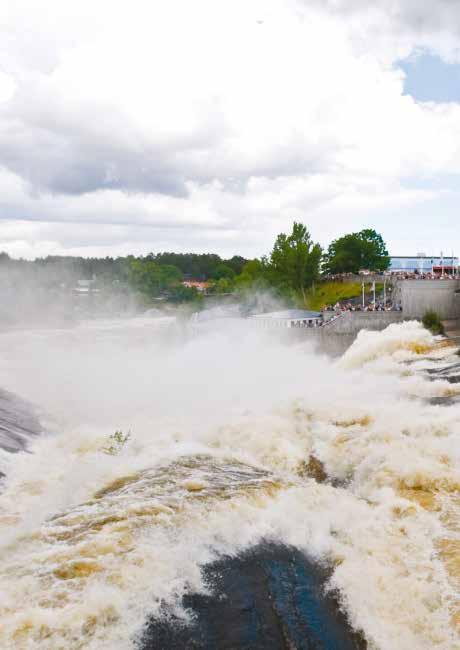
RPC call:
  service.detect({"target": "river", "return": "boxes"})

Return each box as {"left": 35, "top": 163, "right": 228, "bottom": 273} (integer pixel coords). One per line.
{"left": 0, "top": 317, "right": 459, "bottom": 649}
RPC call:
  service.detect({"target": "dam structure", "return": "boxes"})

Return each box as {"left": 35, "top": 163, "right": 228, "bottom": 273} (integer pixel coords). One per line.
{"left": 399, "top": 279, "right": 460, "bottom": 320}
{"left": 283, "top": 311, "right": 405, "bottom": 356}
{"left": 267, "top": 279, "right": 460, "bottom": 355}
{"left": 320, "top": 278, "right": 460, "bottom": 336}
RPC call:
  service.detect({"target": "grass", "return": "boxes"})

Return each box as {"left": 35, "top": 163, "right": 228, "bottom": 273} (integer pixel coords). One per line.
{"left": 304, "top": 281, "right": 382, "bottom": 311}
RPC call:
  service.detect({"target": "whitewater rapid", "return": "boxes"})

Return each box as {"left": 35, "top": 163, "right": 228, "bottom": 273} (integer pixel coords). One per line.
{"left": 0, "top": 318, "right": 459, "bottom": 649}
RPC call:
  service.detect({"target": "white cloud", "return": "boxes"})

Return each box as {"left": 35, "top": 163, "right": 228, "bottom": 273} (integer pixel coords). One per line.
{"left": 0, "top": 0, "right": 460, "bottom": 257}
{"left": 0, "top": 71, "right": 15, "bottom": 103}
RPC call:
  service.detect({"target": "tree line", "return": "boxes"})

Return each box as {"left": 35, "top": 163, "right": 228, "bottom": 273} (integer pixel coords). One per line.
{"left": 0, "top": 226, "right": 390, "bottom": 305}
{"left": 230, "top": 224, "right": 389, "bottom": 306}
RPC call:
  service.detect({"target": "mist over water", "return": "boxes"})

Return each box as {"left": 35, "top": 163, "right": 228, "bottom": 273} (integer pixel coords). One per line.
{"left": 0, "top": 315, "right": 459, "bottom": 649}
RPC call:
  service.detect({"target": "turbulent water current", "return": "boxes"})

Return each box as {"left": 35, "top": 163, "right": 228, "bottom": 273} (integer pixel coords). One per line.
{"left": 0, "top": 317, "right": 459, "bottom": 649}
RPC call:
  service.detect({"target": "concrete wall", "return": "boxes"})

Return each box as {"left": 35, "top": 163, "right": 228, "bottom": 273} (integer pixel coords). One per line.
{"left": 270, "top": 327, "right": 354, "bottom": 357}
{"left": 276, "top": 311, "right": 406, "bottom": 357}
{"left": 401, "top": 280, "right": 460, "bottom": 319}
{"left": 324, "top": 311, "right": 406, "bottom": 334}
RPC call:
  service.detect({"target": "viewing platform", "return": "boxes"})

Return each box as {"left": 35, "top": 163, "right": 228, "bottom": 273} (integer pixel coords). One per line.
{"left": 249, "top": 310, "right": 323, "bottom": 328}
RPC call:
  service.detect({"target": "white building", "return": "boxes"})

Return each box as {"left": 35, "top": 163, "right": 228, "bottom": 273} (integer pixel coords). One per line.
{"left": 250, "top": 309, "right": 323, "bottom": 328}
{"left": 389, "top": 255, "right": 459, "bottom": 275}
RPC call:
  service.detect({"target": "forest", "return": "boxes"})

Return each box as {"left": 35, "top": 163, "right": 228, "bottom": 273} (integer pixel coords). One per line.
{"left": 0, "top": 225, "right": 390, "bottom": 308}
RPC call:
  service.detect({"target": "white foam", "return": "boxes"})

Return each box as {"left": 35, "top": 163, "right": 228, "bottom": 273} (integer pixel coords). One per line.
{"left": 0, "top": 319, "right": 459, "bottom": 649}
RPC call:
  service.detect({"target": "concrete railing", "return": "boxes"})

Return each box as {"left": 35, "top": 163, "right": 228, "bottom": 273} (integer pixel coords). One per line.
{"left": 321, "top": 312, "right": 345, "bottom": 327}
{"left": 321, "top": 311, "right": 405, "bottom": 335}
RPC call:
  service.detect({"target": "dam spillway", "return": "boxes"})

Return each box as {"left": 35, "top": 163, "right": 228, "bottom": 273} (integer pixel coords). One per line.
{"left": 0, "top": 318, "right": 459, "bottom": 649}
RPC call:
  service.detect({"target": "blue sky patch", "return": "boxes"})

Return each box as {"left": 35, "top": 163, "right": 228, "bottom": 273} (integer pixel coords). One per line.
{"left": 399, "top": 51, "right": 460, "bottom": 103}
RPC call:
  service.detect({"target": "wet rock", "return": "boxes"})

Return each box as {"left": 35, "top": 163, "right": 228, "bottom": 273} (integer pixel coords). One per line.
{"left": 298, "top": 456, "right": 328, "bottom": 484}
{"left": 0, "top": 389, "right": 41, "bottom": 453}
{"left": 143, "top": 543, "right": 367, "bottom": 650}
{"left": 428, "top": 396, "right": 460, "bottom": 406}
{"left": 426, "top": 362, "right": 460, "bottom": 384}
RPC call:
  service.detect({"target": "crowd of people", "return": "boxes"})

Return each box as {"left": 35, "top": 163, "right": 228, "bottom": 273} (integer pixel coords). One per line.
{"left": 323, "top": 271, "right": 459, "bottom": 282}
{"left": 323, "top": 301, "right": 401, "bottom": 313}
{"left": 389, "top": 271, "right": 459, "bottom": 281}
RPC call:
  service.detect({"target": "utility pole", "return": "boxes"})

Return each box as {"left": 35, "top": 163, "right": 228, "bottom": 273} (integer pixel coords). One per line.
{"left": 362, "top": 281, "right": 365, "bottom": 309}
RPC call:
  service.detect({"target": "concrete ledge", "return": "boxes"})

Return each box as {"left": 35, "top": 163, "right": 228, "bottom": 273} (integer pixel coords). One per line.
{"left": 324, "top": 311, "right": 406, "bottom": 334}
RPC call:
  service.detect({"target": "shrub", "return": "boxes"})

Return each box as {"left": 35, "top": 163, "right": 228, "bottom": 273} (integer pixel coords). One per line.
{"left": 103, "top": 430, "right": 131, "bottom": 455}
{"left": 422, "top": 310, "right": 445, "bottom": 335}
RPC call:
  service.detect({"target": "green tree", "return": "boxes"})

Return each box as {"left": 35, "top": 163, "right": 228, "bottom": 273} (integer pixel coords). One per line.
{"left": 235, "top": 259, "right": 268, "bottom": 288}
{"left": 210, "top": 277, "right": 235, "bottom": 294}
{"left": 269, "top": 222, "right": 322, "bottom": 301}
{"left": 128, "top": 259, "right": 182, "bottom": 297}
{"left": 324, "top": 229, "right": 390, "bottom": 274}
{"left": 168, "top": 284, "right": 203, "bottom": 303}
{"left": 212, "top": 264, "right": 235, "bottom": 281}
{"left": 153, "top": 252, "right": 240, "bottom": 280}
{"left": 224, "top": 255, "right": 247, "bottom": 275}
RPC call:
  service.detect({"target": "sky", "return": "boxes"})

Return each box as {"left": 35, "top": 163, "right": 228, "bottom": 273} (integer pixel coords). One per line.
{"left": 401, "top": 52, "right": 460, "bottom": 103}
{"left": 0, "top": 0, "right": 460, "bottom": 260}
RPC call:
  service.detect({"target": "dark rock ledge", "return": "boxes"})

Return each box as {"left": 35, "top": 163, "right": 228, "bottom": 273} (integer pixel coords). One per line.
{"left": 142, "top": 543, "right": 367, "bottom": 650}
{"left": 0, "top": 388, "right": 42, "bottom": 477}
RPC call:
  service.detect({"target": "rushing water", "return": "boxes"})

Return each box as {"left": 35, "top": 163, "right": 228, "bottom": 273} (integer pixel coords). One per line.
{"left": 0, "top": 317, "right": 459, "bottom": 649}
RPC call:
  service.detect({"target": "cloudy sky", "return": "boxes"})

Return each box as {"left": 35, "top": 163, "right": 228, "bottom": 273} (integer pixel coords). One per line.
{"left": 1, "top": 0, "right": 460, "bottom": 259}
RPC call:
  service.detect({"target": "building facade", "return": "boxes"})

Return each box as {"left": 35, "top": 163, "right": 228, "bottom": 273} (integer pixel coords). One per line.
{"left": 389, "top": 255, "right": 459, "bottom": 275}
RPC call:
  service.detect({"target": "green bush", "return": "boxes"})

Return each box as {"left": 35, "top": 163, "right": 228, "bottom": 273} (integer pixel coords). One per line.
{"left": 422, "top": 310, "right": 445, "bottom": 335}
{"left": 103, "top": 430, "right": 131, "bottom": 455}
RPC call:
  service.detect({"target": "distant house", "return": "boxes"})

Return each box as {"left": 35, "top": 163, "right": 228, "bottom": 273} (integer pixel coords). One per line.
{"left": 250, "top": 309, "right": 323, "bottom": 328}
{"left": 182, "top": 280, "right": 210, "bottom": 293}
{"left": 73, "top": 277, "right": 99, "bottom": 294}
